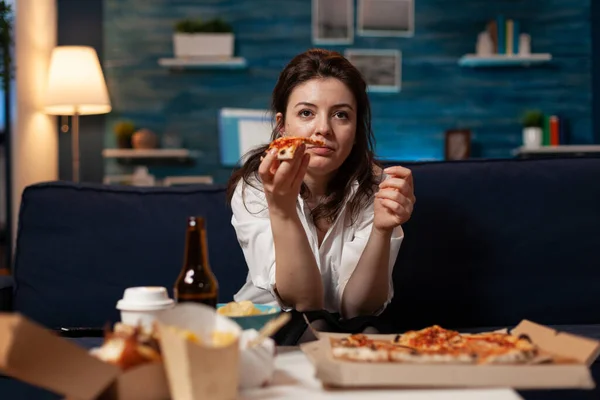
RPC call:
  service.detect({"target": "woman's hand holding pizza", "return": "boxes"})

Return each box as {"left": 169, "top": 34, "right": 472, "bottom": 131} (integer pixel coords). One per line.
{"left": 373, "top": 166, "right": 415, "bottom": 234}
{"left": 258, "top": 143, "right": 310, "bottom": 217}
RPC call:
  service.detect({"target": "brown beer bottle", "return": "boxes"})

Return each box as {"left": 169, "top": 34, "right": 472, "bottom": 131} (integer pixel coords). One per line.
{"left": 174, "top": 216, "right": 219, "bottom": 307}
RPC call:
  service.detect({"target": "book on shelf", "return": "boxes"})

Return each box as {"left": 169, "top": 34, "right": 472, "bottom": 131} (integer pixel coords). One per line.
{"left": 541, "top": 115, "right": 568, "bottom": 146}
{"left": 487, "top": 16, "right": 522, "bottom": 56}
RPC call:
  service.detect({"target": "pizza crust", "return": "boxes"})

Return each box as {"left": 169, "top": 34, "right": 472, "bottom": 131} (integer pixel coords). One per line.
{"left": 275, "top": 145, "right": 296, "bottom": 160}
{"left": 390, "top": 349, "right": 477, "bottom": 364}
{"left": 332, "top": 346, "right": 391, "bottom": 362}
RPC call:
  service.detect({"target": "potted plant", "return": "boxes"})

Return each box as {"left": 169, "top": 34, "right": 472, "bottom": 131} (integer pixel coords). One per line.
{"left": 173, "top": 17, "right": 234, "bottom": 58}
{"left": 113, "top": 120, "right": 135, "bottom": 149}
{"left": 521, "top": 110, "right": 544, "bottom": 149}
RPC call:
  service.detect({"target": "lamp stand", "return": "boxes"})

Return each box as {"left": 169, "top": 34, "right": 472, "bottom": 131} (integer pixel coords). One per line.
{"left": 72, "top": 110, "right": 80, "bottom": 182}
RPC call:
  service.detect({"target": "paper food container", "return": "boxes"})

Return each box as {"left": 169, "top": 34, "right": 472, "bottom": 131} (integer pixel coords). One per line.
{"left": 155, "top": 303, "right": 242, "bottom": 400}
{"left": 301, "top": 319, "right": 600, "bottom": 390}
{"left": 0, "top": 312, "right": 169, "bottom": 400}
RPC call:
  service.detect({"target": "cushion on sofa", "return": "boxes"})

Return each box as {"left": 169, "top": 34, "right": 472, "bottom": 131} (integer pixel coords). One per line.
{"left": 0, "top": 275, "right": 12, "bottom": 311}
{"left": 12, "top": 182, "right": 247, "bottom": 329}
{"left": 381, "top": 157, "right": 600, "bottom": 331}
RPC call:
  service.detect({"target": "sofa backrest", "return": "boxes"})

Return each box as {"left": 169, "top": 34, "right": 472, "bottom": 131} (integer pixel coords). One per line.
{"left": 13, "top": 157, "right": 600, "bottom": 332}
{"left": 13, "top": 182, "right": 247, "bottom": 329}
{"left": 380, "top": 157, "right": 600, "bottom": 331}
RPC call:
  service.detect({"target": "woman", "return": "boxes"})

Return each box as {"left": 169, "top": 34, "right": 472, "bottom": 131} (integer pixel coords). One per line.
{"left": 226, "top": 48, "right": 415, "bottom": 344}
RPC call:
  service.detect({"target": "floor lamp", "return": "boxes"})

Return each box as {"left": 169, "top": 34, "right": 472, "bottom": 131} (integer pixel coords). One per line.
{"left": 42, "top": 46, "right": 111, "bottom": 182}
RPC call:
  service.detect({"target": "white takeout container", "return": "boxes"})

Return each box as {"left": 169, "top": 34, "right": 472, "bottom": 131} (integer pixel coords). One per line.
{"left": 238, "top": 329, "right": 276, "bottom": 389}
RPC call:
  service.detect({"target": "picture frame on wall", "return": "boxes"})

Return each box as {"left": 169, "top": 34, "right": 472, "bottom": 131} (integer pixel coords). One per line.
{"left": 345, "top": 49, "right": 401, "bottom": 93}
{"left": 357, "top": 0, "right": 414, "bottom": 37}
{"left": 444, "top": 129, "right": 472, "bottom": 160}
{"left": 312, "top": 0, "right": 354, "bottom": 44}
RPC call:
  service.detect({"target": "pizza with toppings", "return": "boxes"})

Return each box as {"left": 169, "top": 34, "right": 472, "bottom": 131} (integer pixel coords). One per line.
{"left": 330, "top": 334, "right": 413, "bottom": 362}
{"left": 461, "top": 332, "right": 538, "bottom": 364}
{"left": 330, "top": 325, "right": 539, "bottom": 365}
{"left": 394, "top": 325, "right": 464, "bottom": 351}
{"left": 265, "top": 136, "right": 325, "bottom": 160}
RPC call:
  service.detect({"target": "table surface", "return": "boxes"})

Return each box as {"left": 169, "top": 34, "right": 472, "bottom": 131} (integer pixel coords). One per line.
{"left": 239, "top": 348, "right": 525, "bottom": 400}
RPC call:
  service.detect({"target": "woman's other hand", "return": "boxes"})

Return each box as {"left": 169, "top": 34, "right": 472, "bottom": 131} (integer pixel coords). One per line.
{"left": 373, "top": 166, "right": 415, "bottom": 234}
{"left": 258, "top": 144, "right": 310, "bottom": 217}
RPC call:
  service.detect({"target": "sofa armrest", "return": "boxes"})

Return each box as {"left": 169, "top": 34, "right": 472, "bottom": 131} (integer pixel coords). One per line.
{"left": 0, "top": 275, "right": 13, "bottom": 311}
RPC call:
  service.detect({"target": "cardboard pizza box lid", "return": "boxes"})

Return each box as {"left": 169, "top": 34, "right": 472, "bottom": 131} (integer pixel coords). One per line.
{"left": 0, "top": 313, "right": 118, "bottom": 400}
{"left": 301, "top": 337, "right": 595, "bottom": 390}
{"left": 511, "top": 320, "right": 600, "bottom": 367}
{"left": 0, "top": 312, "right": 171, "bottom": 400}
{"left": 300, "top": 319, "right": 599, "bottom": 390}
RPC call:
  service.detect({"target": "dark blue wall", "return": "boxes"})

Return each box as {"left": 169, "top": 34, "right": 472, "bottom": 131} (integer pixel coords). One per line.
{"left": 593, "top": 0, "right": 600, "bottom": 143}
{"left": 62, "top": 0, "right": 592, "bottom": 183}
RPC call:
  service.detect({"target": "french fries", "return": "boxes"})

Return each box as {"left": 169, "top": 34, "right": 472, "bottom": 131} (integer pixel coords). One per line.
{"left": 167, "top": 325, "right": 237, "bottom": 348}
{"left": 217, "top": 300, "right": 273, "bottom": 317}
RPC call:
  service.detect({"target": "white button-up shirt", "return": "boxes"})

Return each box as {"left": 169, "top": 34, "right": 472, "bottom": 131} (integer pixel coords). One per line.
{"left": 230, "top": 177, "right": 404, "bottom": 314}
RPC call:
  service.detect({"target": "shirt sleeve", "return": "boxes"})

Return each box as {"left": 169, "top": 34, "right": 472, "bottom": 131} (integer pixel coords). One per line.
{"left": 336, "top": 200, "right": 404, "bottom": 315}
{"left": 230, "top": 180, "right": 291, "bottom": 309}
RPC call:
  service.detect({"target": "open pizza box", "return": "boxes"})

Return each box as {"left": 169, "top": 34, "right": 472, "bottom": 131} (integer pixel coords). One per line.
{"left": 0, "top": 304, "right": 242, "bottom": 400}
{"left": 0, "top": 312, "right": 169, "bottom": 400}
{"left": 300, "top": 319, "right": 600, "bottom": 390}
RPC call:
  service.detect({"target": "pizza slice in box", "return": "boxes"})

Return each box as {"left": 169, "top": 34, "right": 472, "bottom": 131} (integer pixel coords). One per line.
{"left": 329, "top": 325, "right": 540, "bottom": 365}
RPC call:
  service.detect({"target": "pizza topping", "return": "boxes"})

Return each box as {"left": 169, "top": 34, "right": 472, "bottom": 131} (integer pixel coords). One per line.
{"left": 397, "top": 325, "right": 464, "bottom": 351}
{"left": 330, "top": 325, "right": 540, "bottom": 365}
{"left": 263, "top": 136, "right": 326, "bottom": 160}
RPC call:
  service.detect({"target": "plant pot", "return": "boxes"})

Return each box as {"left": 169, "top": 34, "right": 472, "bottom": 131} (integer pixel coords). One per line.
{"left": 116, "top": 136, "right": 132, "bottom": 149}
{"left": 173, "top": 33, "right": 234, "bottom": 58}
{"left": 522, "top": 127, "right": 543, "bottom": 149}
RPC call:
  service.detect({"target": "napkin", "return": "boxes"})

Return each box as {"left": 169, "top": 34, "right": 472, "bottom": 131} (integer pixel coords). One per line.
{"left": 238, "top": 329, "right": 276, "bottom": 389}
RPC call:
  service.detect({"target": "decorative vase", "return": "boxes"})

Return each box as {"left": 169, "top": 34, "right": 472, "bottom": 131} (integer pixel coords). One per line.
{"left": 132, "top": 129, "right": 158, "bottom": 149}
{"left": 523, "top": 127, "right": 542, "bottom": 148}
{"left": 519, "top": 34, "right": 531, "bottom": 56}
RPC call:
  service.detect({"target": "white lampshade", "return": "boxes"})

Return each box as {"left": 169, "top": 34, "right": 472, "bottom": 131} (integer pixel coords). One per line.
{"left": 43, "top": 46, "right": 112, "bottom": 116}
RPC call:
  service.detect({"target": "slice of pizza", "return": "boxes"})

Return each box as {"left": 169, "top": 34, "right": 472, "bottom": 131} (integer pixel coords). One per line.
{"left": 330, "top": 334, "right": 397, "bottom": 362}
{"left": 394, "top": 325, "right": 465, "bottom": 352}
{"left": 265, "top": 136, "right": 325, "bottom": 160}
{"left": 330, "top": 331, "right": 476, "bottom": 364}
{"left": 390, "top": 346, "right": 477, "bottom": 364}
{"left": 462, "top": 332, "right": 538, "bottom": 364}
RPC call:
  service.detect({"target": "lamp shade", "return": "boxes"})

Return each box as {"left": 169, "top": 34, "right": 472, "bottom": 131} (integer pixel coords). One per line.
{"left": 43, "top": 46, "right": 112, "bottom": 116}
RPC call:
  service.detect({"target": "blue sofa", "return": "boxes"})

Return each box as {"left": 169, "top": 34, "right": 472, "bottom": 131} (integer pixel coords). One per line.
{"left": 2, "top": 157, "right": 600, "bottom": 399}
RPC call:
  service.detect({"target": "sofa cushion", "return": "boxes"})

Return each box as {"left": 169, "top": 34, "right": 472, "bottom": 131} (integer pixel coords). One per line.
{"left": 0, "top": 275, "right": 13, "bottom": 311}
{"left": 13, "top": 182, "right": 247, "bottom": 329}
{"left": 381, "top": 157, "right": 600, "bottom": 331}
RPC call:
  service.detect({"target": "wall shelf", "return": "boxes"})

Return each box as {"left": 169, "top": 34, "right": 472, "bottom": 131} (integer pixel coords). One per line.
{"left": 458, "top": 53, "right": 552, "bottom": 68}
{"left": 102, "top": 148, "right": 197, "bottom": 166}
{"left": 513, "top": 145, "right": 600, "bottom": 158}
{"left": 158, "top": 57, "right": 247, "bottom": 70}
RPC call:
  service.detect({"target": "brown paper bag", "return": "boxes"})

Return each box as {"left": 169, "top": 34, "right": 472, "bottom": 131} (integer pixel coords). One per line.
{"left": 156, "top": 303, "right": 242, "bottom": 400}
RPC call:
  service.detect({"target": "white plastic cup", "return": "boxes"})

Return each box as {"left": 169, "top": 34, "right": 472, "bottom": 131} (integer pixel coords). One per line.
{"left": 116, "top": 286, "right": 175, "bottom": 331}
